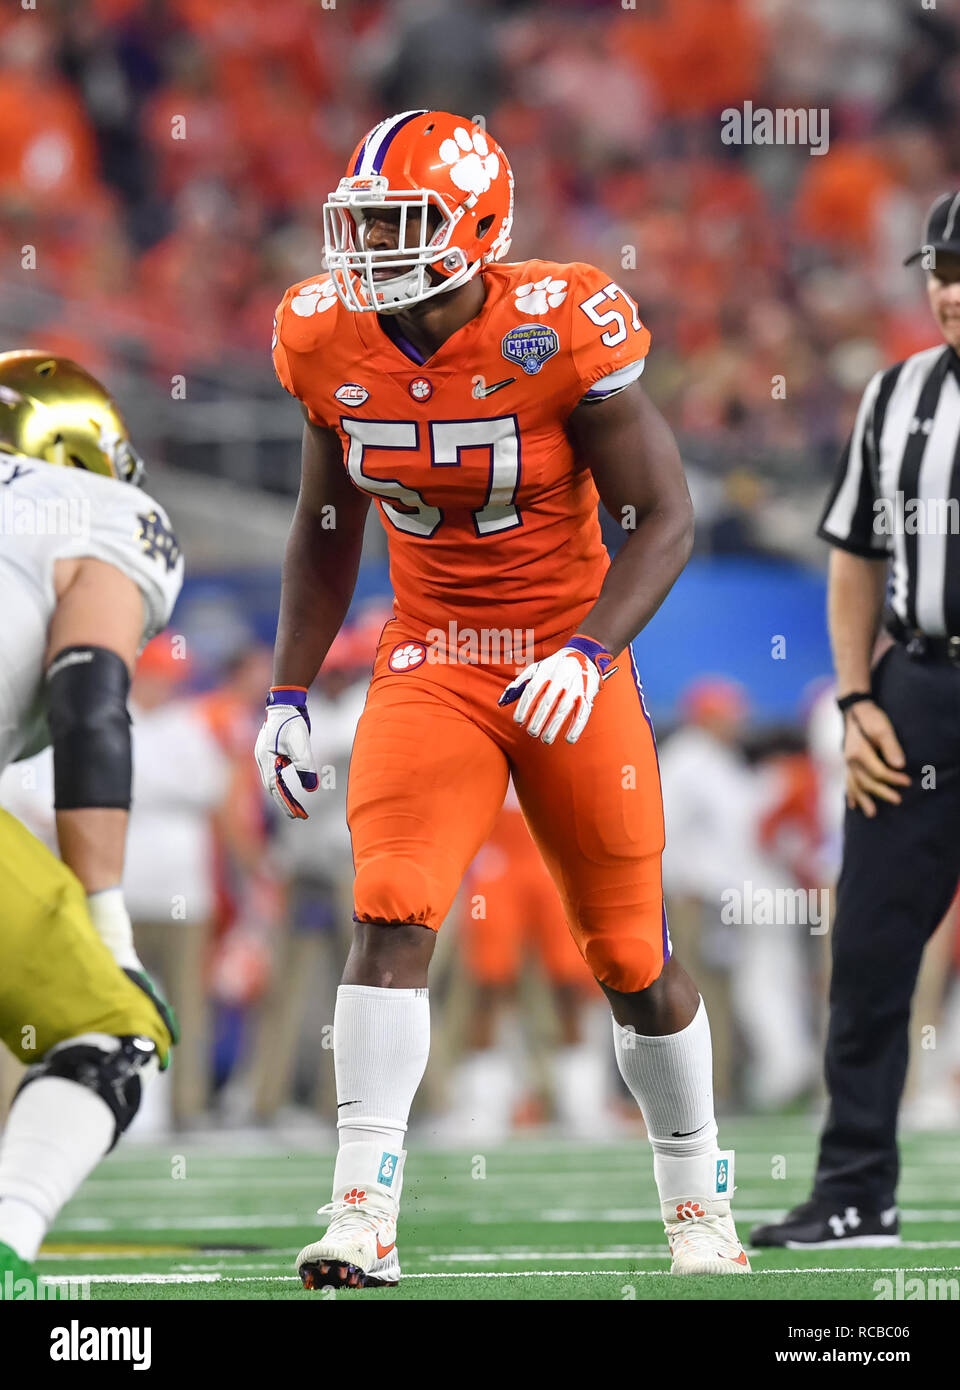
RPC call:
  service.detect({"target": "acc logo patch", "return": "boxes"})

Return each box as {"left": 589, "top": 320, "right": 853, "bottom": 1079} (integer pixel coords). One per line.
{"left": 388, "top": 641, "right": 427, "bottom": 673}
{"left": 408, "top": 377, "right": 433, "bottom": 402}
{"left": 335, "top": 382, "right": 370, "bottom": 407}
{"left": 501, "top": 323, "right": 559, "bottom": 376}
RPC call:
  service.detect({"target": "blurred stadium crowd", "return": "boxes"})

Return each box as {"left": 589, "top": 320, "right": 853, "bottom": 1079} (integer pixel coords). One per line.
{"left": 3, "top": 0, "right": 960, "bottom": 1134}
{"left": 2, "top": 0, "right": 960, "bottom": 542}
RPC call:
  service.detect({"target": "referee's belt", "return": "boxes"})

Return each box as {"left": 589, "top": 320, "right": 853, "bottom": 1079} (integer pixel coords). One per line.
{"left": 885, "top": 611, "right": 960, "bottom": 666}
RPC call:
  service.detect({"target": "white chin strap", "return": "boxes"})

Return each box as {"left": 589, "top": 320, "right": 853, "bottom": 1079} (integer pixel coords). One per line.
{"left": 373, "top": 265, "right": 431, "bottom": 313}
{"left": 330, "top": 253, "right": 478, "bottom": 315}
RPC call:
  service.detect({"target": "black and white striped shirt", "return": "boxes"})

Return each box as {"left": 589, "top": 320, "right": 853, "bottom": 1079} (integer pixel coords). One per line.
{"left": 818, "top": 344, "right": 960, "bottom": 637}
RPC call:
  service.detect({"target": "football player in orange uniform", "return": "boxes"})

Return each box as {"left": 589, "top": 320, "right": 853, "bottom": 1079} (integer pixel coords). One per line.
{"left": 255, "top": 110, "right": 749, "bottom": 1285}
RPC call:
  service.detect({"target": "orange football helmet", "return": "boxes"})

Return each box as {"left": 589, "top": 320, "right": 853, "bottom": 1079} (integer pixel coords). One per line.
{"left": 323, "top": 110, "right": 515, "bottom": 314}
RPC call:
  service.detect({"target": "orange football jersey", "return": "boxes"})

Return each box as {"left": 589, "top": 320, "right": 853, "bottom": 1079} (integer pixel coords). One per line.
{"left": 272, "top": 260, "right": 650, "bottom": 647}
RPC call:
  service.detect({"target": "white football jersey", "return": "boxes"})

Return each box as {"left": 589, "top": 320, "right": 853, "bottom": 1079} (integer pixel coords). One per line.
{"left": 0, "top": 455, "right": 184, "bottom": 772}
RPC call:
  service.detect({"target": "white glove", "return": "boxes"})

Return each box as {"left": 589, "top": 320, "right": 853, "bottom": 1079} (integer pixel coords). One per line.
{"left": 254, "top": 686, "right": 319, "bottom": 820}
{"left": 498, "top": 634, "right": 618, "bottom": 746}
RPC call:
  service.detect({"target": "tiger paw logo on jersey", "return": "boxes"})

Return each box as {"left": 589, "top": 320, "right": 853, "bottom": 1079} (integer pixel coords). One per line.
{"left": 514, "top": 277, "right": 568, "bottom": 316}
{"left": 388, "top": 641, "right": 427, "bottom": 673}
{"left": 408, "top": 377, "right": 432, "bottom": 402}
{"left": 501, "top": 323, "right": 560, "bottom": 375}
{"left": 437, "top": 125, "right": 500, "bottom": 196}
{"left": 343, "top": 1188, "right": 367, "bottom": 1206}
{"left": 291, "top": 280, "right": 338, "bottom": 317}
{"left": 675, "top": 1201, "right": 706, "bottom": 1221}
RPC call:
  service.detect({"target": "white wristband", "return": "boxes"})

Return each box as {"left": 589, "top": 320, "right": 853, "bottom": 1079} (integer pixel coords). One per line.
{"left": 86, "top": 887, "right": 140, "bottom": 972}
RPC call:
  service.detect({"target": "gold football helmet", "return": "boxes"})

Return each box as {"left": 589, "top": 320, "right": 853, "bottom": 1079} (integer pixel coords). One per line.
{"left": 0, "top": 350, "right": 143, "bottom": 485}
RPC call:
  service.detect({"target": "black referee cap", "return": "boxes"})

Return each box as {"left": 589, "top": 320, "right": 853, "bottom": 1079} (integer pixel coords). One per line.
{"left": 904, "top": 191, "right": 960, "bottom": 266}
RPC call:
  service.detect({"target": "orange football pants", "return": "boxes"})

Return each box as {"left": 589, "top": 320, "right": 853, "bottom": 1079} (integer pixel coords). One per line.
{"left": 462, "top": 805, "right": 597, "bottom": 990}
{"left": 347, "top": 618, "right": 669, "bottom": 993}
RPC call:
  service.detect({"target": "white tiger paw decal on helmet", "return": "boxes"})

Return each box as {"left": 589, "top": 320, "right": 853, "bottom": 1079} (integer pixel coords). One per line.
{"left": 514, "top": 277, "right": 568, "bottom": 316}
{"left": 438, "top": 126, "right": 500, "bottom": 197}
{"left": 291, "top": 280, "right": 338, "bottom": 317}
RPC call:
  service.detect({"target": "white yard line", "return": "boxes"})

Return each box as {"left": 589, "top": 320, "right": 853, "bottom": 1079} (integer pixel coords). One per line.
{"left": 39, "top": 1264, "right": 960, "bottom": 1287}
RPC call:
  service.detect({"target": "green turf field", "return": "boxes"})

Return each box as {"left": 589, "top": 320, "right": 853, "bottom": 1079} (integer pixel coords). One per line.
{"left": 32, "top": 1115, "right": 960, "bottom": 1300}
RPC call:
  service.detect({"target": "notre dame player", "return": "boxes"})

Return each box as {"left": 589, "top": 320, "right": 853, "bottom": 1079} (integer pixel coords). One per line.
{"left": 0, "top": 351, "right": 182, "bottom": 1285}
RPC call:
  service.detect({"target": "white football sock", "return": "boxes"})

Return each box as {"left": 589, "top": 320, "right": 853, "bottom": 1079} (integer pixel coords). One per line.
{"left": 0, "top": 1076, "right": 115, "bottom": 1261}
{"left": 334, "top": 984, "right": 430, "bottom": 1148}
{"left": 612, "top": 996, "right": 728, "bottom": 1203}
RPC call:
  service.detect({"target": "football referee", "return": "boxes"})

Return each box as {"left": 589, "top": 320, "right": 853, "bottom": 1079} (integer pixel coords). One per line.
{"left": 753, "top": 192, "right": 960, "bottom": 1249}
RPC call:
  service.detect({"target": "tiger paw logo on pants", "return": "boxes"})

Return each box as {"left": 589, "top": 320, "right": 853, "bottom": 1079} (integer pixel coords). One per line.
{"left": 388, "top": 641, "right": 427, "bottom": 673}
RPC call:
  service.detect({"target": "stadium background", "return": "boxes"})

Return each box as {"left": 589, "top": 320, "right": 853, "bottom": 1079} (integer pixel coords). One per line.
{"left": 3, "top": 0, "right": 960, "bottom": 1301}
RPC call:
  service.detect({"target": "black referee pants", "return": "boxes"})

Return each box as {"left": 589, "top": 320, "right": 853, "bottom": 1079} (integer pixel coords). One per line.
{"left": 813, "top": 642, "right": 960, "bottom": 1211}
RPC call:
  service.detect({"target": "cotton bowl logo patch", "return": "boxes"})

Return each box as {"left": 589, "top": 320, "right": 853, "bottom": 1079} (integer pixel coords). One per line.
{"left": 335, "top": 382, "right": 369, "bottom": 407}
{"left": 408, "top": 376, "right": 432, "bottom": 402}
{"left": 388, "top": 641, "right": 426, "bottom": 673}
{"left": 501, "top": 323, "right": 559, "bottom": 376}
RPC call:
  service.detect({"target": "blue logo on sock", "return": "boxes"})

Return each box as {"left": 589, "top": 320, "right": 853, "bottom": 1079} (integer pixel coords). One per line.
{"left": 378, "top": 1152, "right": 398, "bottom": 1188}
{"left": 716, "top": 1158, "right": 729, "bottom": 1194}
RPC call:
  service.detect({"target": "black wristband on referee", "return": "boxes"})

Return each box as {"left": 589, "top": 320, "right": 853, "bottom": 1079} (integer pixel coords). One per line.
{"left": 836, "top": 691, "right": 873, "bottom": 714}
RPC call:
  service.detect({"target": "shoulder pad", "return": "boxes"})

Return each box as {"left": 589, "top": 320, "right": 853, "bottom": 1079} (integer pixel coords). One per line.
{"left": 273, "top": 274, "right": 343, "bottom": 399}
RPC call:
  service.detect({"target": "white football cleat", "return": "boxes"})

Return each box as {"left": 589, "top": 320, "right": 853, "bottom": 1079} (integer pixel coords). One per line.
{"left": 297, "top": 1140, "right": 405, "bottom": 1291}
{"left": 664, "top": 1196, "right": 751, "bottom": 1275}
{"left": 297, "top": 1197, "right": 400, "bottom": 1289}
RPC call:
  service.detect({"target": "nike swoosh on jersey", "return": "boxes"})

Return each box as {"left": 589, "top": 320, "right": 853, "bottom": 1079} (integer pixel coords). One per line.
{"left": 473, "top": 377, "right": 516, "bottom": 398}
